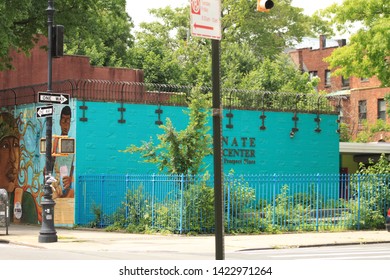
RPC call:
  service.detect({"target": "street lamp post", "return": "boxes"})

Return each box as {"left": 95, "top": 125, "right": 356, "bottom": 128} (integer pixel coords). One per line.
{"left": 39, "top": 0, "right": 58, "bottom": 243}
{"left": 212, "top": 39, "right": 224, "bottom": 260}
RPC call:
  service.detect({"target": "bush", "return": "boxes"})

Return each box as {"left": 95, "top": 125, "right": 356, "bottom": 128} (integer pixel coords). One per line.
{"left": 183, "top": 182, "right": 215, "bottom": 233}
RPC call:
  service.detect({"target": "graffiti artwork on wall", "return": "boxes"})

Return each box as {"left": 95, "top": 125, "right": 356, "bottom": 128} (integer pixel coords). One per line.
{"left": 0, "top": 104, "right": 75, "bottom": 224}
{"left": 0, "top": 110, "right": 43, "bottom": 223}
{"left": 51, "top": 106, "right": 75, "bottom": 199}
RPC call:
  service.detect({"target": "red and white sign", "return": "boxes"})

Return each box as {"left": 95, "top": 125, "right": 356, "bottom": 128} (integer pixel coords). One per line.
{"left": 190, "top": 0, "right": 221, "bottom": 40}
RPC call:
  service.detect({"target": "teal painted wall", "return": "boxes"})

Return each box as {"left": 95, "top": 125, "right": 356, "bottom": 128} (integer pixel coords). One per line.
{"left": 75, "top": 101, "right": 339, "bottom": 176}
{"left": 1, "top": 100, "right": 339, "bottom": 225}
{"left": 221, "top": 110, "right": 339, "bottom": 174}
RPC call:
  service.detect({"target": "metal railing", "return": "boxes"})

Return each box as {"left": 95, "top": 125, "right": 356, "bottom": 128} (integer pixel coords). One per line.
{"left": 1, "top": 80, "right": 336, "bottom": 114}
{"left": 76, "top": 173, "right": 390, "bottom": 233}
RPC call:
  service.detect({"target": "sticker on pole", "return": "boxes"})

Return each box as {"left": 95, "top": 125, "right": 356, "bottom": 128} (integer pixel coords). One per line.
{"left": 190, "top": 0, "right": 222, "bottom": 40}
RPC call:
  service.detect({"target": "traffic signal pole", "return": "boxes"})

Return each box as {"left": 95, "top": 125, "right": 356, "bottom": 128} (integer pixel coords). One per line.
{"left": 39, "top": 0, "right": 58, "bottom": 243}
{"left": 212, "top": 39, "right": 224, "bottom": 260}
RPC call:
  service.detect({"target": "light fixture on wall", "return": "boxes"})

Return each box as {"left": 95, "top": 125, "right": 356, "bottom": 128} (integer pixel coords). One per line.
{"left": 260, "top": 113, "right": 266, "bottom": 130}
{"left": 226, "top": 91, "right": 234, "bottom": 129}
{"left": 314, "top": 96, "right": 322, "bottom": 133}
{"left": 226, "top": 112, "right": 233, "bottom": 129}
{"left": 290, "top": 128, "right": 298, "bottom": 138}
{"left": 291, "top": 112, "right": 299, "bottom": 138}
{"left": 259, "top": 92, "right": 269, "bottom": 130}
{"left": 314, "top": 116, "right": 322, "bottom": 133}
{"left": 118, "top": 104, "right": 126, "bottom": 124}
{"left": 155, "top": 106, "right": 163, "bottom": 125}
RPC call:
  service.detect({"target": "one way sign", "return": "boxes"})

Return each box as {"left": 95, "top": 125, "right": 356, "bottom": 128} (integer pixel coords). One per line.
{"left": 38, "top": 92, "right": 70, "bottom": 104}
{"left": 36, "top": 106, "right": 54, "bottom": 118}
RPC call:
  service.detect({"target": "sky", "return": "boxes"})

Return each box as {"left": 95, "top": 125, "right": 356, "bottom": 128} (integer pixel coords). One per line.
{"left": 126, "top": 0, "right": 344, "bottom": 28}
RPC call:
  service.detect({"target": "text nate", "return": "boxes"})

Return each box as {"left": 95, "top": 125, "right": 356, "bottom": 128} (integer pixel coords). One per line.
{"left": 222, "top": 136, "right": 256, "bottom": 165}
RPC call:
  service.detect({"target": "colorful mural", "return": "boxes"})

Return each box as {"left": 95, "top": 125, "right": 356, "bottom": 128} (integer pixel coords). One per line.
{"left": 0, "top": 103, "right": 75, "bottom": 225}
{"left": 51, "top": 106, "right": 75, "bottom": 199}
{"left": 0, "top": 110, "right": 42, "bottom": 223}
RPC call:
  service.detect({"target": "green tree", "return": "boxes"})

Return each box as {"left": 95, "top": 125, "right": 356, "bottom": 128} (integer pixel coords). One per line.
{"left": 0, "top": 0, "right": 44, "bottom": 69}
{"left": 222, "top": 0, "right": 316, "bottom": 58}
{"left": 238, "top": 54, "right": 320, "bottom": 93}
{"left": 131, "top": 3, "right": 320, "bottom": 91}
{"left": 355, "top": 119, "right": 390, "bottom": 143}
{"left": 0, "top": 0, "right": 134, "bottom": 70}
{"left": 349, "top": 154, "right": 390, "bottom": 229}
{"left": 122, "top": 88, "right": 213, "bottom": 175}
{"left": 322, "top": 0, "right": 390, "bottom": 87}
{"left": 63, "top": 0, "right": 135, "bottom": 67}
{"left": 129, "top": 6, "right": 212, "bottom": 85}
{"left": 358, "top": 153, "right": 390, "bottom": 174}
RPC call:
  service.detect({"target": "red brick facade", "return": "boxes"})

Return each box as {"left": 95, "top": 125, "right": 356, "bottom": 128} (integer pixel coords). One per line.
{"left": 0, "top": 36, "right": 144, "bottom": 90}
{"left": 289, "top": 35, "right": 390, "bottom": 140}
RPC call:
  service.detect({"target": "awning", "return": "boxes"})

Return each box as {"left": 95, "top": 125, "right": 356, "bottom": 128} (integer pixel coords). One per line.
{"left": 340, "top": 142, "right": 390, "bottom": 154}
{"left": 326, "top": 90, "right": 351, "bottom": 98}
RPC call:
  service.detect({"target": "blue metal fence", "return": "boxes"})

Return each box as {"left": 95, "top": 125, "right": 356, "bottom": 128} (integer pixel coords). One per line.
{"left": 76, "top": 173, "right": 390, "bottom": 232}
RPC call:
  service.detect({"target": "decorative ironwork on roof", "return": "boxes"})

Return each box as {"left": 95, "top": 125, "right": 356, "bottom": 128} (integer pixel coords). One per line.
{"left": 0, "top": 79, "right": 337, "bottom": 114}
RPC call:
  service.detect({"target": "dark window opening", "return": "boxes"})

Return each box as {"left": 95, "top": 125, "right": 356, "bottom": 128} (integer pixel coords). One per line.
{"left": 358, "top": 100, "right": 367, "bottom": 124}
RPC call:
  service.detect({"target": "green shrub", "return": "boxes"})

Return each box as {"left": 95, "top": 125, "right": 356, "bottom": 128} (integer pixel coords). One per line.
{"left": 183, "top": 182, "right": 215, "bottom": 233}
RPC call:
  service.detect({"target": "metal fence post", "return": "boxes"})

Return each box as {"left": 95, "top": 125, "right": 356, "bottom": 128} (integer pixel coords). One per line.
{"left": 226, "top": 173, "right": 232, "bottom": 231}
{"left": 151, "top": 173, "right": 155, "bottom": 228}
{"left": 272, "top": 174, "right": 277, "bottom": 227}
{"left": 179, "top": 174, "right": 184, "bottom": 234}
{"left": 316, "top": 173, "right": 320, "bottom": 232}
{"left": 357, "top": 174, "right": 361, "bottom": 230}
{"left": 101, "top": 175, "right": 105, "bottom": 227}
{"left": 76, "top": 175, "right": 82, "bottom": 225}
{"left": 125, "top": 174, "right": 129, "bottom": 224}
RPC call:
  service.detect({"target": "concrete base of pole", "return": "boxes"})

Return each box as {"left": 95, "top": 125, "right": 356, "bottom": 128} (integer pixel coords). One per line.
{"left": 38, "top": 197, "right": 58, "bottom": 243}
{"left": 38, "top": 232, "right": 58, "bottom": 243}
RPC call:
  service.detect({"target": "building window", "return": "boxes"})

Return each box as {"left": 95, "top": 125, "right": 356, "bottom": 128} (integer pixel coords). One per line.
{"left": 378, "top": 99, "right": 386, "bottom": 120}
{"left": 342, "top": 76, "right": 350, "bottom": 88}
{"left": 360, "top": 77, "right": 369, "bottom": 82}
{"left": 358, "top": 100, "right": 367, "bottom": 123}
{"left": 325, "top": 70, "right": 331, "bottom": 87}
{"left": 309, "top": 71, "right": 318, "bottom": 80}
{"left": 339, "top": 108, "right": 344, "bottom": 123}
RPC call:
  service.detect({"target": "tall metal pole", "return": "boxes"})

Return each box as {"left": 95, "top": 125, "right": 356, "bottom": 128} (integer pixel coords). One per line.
{"left": 212, "top": 39, "right": 224, "bottom": 260}
{"left": 39, "top": 0, "right": 57, "bottom": 243}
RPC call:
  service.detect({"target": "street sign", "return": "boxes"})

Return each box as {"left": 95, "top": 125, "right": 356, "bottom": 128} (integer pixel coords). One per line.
{"left": 38, "top": 92, "right": 70, "bottom": 104}
{"left": 36, "top": 105, "right": 54, "bottom": 118}
{"left": 190, "top": 0, "right": 222, "bottom": 40}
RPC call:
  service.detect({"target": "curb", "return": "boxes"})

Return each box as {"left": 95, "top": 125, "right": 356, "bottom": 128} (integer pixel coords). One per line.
{"left": 238, "top": 240, "right": 390, "bottom": 251}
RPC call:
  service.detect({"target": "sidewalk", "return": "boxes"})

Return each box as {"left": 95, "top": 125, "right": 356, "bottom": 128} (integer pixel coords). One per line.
{"left": 1, "top": 224, "right": 390, "bottom": 254}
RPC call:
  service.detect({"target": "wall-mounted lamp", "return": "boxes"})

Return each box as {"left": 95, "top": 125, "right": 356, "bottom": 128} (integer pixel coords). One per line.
{"left": 290, "top": 127, "right": 298, "bottom": 138}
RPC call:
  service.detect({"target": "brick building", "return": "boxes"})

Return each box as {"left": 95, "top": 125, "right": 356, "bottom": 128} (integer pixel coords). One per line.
{"left": 0, "top": 36, "right": 144, "bottom": 90}
{"left": 288, "top": 35, "right": 390, "bottom": 141}
{"left": 289, "top": 35, "right": 390, "bottom": 173}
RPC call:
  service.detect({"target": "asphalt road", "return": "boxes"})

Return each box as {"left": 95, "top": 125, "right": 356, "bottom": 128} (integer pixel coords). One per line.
{"left": 1, "top": 242, "right": 390, "bottom": 260}
{"left": 236, "top": 243, "right": 390, "bottom": 260}
{"left": 1, "top": 242, "right": 389, "bottom": 280}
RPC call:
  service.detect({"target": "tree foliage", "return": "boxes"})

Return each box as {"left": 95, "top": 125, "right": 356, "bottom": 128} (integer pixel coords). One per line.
{"left": 1, "top": 0, "right": 340, "bottom": 92}
{"left": 357, "top": 153, "right": 390, "bottom": 174}
{"left": 122, "top": 88, "right": 213, "bottom": 175}
{"left": 129, "top": 6, "right": 212, "bottom": 85}
{"left": 129, "top": 2, "right": 320, "bottom": 92}
{"left": 0, "top": 0, "right": 134, "bottom": 70}
{"left": 322, "top": 0, "right": 390, "bottom": 87}
{"left": 62, "top": 0, "right": 134, "bottom": 67}
{"left": 355, "top": 119, "right": 390, "bottom": 143}
{"left": 222, "top": 0, "right": 314, "bottom": 57}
